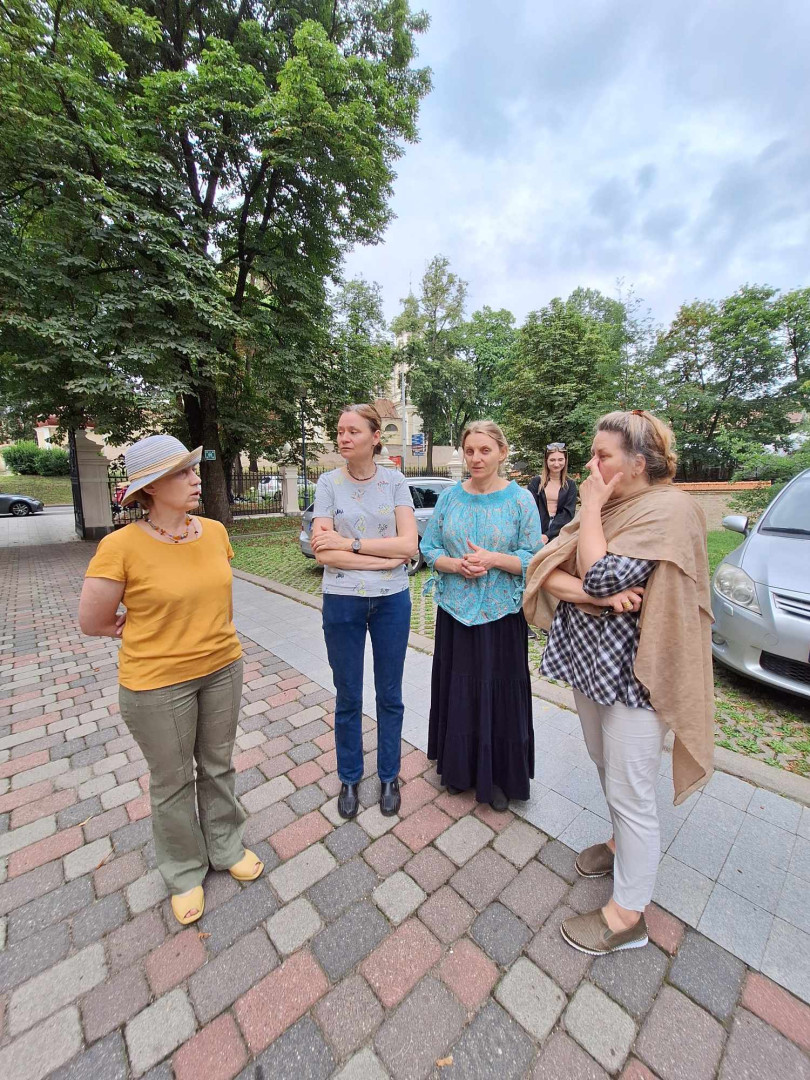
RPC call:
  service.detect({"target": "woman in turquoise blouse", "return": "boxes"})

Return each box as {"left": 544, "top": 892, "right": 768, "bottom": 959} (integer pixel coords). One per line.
{"left": 421, "top": 421, "right": 543, "bottom": 810}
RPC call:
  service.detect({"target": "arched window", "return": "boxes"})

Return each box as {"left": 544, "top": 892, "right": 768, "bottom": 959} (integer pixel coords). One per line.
{"left": 384, "top": 424, "right": 398, "bottom": 432}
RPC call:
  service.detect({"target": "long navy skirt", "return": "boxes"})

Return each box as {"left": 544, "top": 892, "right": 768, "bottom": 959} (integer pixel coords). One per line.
{"left": 427, "top": 606, "right": 534, "bottom": 802}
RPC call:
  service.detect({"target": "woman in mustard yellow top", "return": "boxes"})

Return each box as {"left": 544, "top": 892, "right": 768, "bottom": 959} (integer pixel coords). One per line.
{"left": 79, "top": 435, "right": 263, "bottom": 925}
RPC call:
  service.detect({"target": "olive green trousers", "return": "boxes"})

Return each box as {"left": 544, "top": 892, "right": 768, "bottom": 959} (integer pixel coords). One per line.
{"left": 119, "top": 657, "right": 246, "bottom": 894}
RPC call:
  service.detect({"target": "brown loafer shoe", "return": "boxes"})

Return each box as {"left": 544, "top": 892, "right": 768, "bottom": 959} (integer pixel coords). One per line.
{"left": 561, "top": 908, "right": 648, "bottom": 955}
{"left": 575, "top": 842, "right": 614, "bottom": 878}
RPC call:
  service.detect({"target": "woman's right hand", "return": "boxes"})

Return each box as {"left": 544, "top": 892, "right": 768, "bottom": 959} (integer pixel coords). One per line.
{"left": 597, "top": 586, "right": 645, "bottom": 614}
{"left": 381, "top": 557, "right": 409, "bottom": 570}
{"left": 456, "top": 556, "right": 487, "bottom": 579}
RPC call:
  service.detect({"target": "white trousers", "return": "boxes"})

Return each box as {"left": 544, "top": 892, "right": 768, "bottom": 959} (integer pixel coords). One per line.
{"left": 573, "top": 690, "right": 668, "bottom": 912}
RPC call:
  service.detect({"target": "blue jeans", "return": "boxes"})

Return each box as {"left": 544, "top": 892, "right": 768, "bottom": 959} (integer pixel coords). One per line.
{"left": 322, "top": 589, "right": 412, "bottom": 784}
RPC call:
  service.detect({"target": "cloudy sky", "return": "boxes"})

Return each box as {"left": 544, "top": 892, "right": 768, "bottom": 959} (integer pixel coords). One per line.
{"left": 344, "top": 0, "right": 810, "bottom": 330}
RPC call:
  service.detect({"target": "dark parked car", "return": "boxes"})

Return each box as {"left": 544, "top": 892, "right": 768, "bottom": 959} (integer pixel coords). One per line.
{"left": 0, "top": 492, "right": 44, "bottom": 517}
{"left": 299, "top": 475, "right": 455, "bottom": 575}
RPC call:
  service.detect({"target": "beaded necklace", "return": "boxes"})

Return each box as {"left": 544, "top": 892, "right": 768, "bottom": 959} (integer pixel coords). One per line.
{"left": 145, "top": 514, "right": 193, "bottom": 543}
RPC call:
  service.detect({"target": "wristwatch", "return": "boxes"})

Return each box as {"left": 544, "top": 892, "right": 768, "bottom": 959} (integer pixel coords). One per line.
{"left": 351, "top": 539, "right": 362, "bottom": 554}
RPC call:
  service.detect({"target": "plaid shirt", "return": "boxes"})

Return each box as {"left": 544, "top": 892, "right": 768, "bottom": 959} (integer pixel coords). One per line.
{"left": 541, "top": 554, "right": 657, "bottom": 709}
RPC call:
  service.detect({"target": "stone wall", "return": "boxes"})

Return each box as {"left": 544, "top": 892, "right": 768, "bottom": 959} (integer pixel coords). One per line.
{"left": 676, "top": 482, "right": 770, "bottom": 530}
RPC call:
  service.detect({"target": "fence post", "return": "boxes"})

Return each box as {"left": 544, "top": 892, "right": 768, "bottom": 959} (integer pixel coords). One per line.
{"left": 73, "top": 430, "right": 114, "bottom": 540}
{"left": 281, "top": 465, "right": 300, "bottom": 515}
{"left": 448, "top": 447, "right": 464, "bottom": 483}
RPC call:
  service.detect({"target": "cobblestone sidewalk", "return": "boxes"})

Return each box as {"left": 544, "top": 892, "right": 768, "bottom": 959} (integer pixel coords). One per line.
{"left": 1, "top": 543, "right": 809, "bottom": 1080}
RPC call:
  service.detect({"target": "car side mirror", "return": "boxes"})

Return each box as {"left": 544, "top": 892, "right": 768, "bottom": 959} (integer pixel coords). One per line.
{"left": 722, "top": 514, "right": 749, "bottom": 535}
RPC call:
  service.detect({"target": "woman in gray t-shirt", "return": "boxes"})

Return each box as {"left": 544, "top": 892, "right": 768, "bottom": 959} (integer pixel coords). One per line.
{"left": 311, "top": 405, "right": 418, "bottom": 821}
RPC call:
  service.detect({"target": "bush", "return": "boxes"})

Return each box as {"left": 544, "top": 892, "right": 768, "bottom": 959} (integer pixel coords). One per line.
{"left": 36, "top": 447, "right": 70, "bottom": 475}
{"left": 1, "top": 441, "right": 71, "bottom": 476}
{"left": 1, "top": 440, "right": 42, "bottom": 474}
{"left": 730, "top": 447, "right": 810, "bottom": 520}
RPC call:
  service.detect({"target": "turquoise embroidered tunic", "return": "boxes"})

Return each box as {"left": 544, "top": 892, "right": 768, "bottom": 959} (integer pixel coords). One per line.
{"left": 421, "top": 481, "right": 543, "bottom": 627}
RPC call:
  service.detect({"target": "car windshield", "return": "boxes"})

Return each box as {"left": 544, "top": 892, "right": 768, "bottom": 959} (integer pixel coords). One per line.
{"left": 760, "top": 473, "right": 810, "bottom": 536}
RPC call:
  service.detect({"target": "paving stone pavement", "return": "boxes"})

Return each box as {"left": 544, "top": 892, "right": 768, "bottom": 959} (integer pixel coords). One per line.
{"left": 1, "top": 541, "right": 809, "bottom": 1079}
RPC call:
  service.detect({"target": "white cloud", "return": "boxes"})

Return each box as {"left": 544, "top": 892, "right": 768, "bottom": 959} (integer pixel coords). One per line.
{"left": 345, "top": 0, "right": 810, "bottom": 328}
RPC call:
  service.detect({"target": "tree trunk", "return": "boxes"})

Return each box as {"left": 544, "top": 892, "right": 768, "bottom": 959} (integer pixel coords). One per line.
{"left": 183, "top": 384, "right": 232, "bottom": 525}
{"left": 426, "top": 428, "right": 434, "bottom": 473}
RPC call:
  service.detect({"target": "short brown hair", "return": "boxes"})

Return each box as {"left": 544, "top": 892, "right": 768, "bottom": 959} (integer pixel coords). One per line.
{"left": 596, "top": 409, "right": 677, "bottom": 482}
{"left": 339, "top": 404, "right": 383, "bottom": 455}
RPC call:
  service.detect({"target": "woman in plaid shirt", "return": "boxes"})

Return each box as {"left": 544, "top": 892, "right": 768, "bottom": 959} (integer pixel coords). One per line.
{"left": 524, "top": 410, "right": 712, "bottom": 958}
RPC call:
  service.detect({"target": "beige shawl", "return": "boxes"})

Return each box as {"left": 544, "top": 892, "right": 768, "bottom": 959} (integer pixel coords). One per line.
{"left": 523, "top": 483, "right": 714, "bottom": 804}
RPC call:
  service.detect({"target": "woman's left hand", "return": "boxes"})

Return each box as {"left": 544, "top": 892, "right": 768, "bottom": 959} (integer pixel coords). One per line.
{"left": 310, "top": 528, "right": 352, "bottom": 553}
{"left": 579, "top": 456, "right": 622, "bottom": 511}
{"left": 464, "top": 541, "right": 499, "bottom": 572}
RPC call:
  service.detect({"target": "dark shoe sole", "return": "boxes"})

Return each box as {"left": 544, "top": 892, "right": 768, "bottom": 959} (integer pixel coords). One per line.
{"left": 560, "top": 922, "right": 648, "bottom": 955}
{"left": 575, "top": 861, "right": 613, "bottom": 879}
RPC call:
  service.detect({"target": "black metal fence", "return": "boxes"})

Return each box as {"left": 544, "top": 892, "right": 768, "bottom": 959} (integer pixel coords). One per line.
{"left": 402, "top": 465, "right": 451, "bottom": 478}
{"left": 108, "top": 463, "right": 330, "bottom": 527}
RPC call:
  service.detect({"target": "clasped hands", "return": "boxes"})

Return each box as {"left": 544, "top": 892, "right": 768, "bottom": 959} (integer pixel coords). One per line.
{"left": 457, "top": 541, "right": 498, "bottom": 579}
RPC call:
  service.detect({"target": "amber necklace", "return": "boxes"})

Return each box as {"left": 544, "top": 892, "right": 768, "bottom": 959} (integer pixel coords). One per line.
{"left": 145, "top": 514, "right": 193, "bottom": 543}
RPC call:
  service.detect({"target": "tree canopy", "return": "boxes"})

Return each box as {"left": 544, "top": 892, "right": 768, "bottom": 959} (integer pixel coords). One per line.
{"left": 0, "top": 0, "right": 430, "bottom": 520}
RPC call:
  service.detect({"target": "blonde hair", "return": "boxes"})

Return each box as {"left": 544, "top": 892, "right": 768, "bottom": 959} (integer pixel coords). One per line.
{"left": 460, "top": 420, "right": 509, "bottom": 472}
{"left": 596, "top": 409, "right": 677, "bottom": 482}
{"left": 339, "top": 403, "right": 383, "bottom": 455}
{"left": 541, "top": 446, "right": 569, "bottom": 490}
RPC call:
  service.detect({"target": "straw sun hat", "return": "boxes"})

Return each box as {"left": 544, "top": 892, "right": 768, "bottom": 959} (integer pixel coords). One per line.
{"left": 121, "top": 435, "right": 202, "bottom": 507}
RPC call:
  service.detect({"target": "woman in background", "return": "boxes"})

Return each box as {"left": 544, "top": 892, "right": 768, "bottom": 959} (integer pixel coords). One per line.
{"left": 528, "top": 442, "right": 578, "bottom": 544}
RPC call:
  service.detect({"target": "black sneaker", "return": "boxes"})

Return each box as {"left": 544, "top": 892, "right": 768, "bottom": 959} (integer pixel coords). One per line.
{"left": 379, "top": 778, "right": 401, "bottom": 816}
{"left": 338, "top": 782, "right": 359, "bottom": 819}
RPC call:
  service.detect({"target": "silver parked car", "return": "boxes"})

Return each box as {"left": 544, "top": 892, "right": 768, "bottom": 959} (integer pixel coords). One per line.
{"left": 0, "top": 492, "right": 44, "bottom": 516}
{"left": 711, "top": 467, "right": 810, "bottom": 698}
{"left": 299, "top": 476, "right": 455, "bottom": 575}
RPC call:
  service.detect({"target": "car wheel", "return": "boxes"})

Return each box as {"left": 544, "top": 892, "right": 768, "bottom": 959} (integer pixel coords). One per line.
{"left": 407, "top": 549, "right": 425, "bottom": 576}
{"left": 9, "top": 501, "right": 32, "bottom": 517}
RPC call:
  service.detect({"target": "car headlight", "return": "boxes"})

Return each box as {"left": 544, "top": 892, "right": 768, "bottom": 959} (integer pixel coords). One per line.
{"left": 714, "top": 563, "right": 761, "bottom": 614}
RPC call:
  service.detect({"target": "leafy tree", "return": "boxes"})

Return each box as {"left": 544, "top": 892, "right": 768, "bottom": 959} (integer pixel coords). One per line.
{"left": 654, "top": 286, "right": 796, "bottom": 478}
{"left": 457, "top": 307, "right": 516, "bottom": 422}
{"left": 316, "top": 278, "right": 394, "bottom": 433}
{"left": 392, "top": 255, "right": 469, "bottom": 468}
{"left": 774, "top": 287, "right": 810, "bottom": 392}
{"left": 568, "top": 283, "right": 660, "bottom": 411}
{"left": 0, "top": 0, "right": 430, "bottom": 522}
{"left": 500, "top": 297, "right": 620, "bottom": 473}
